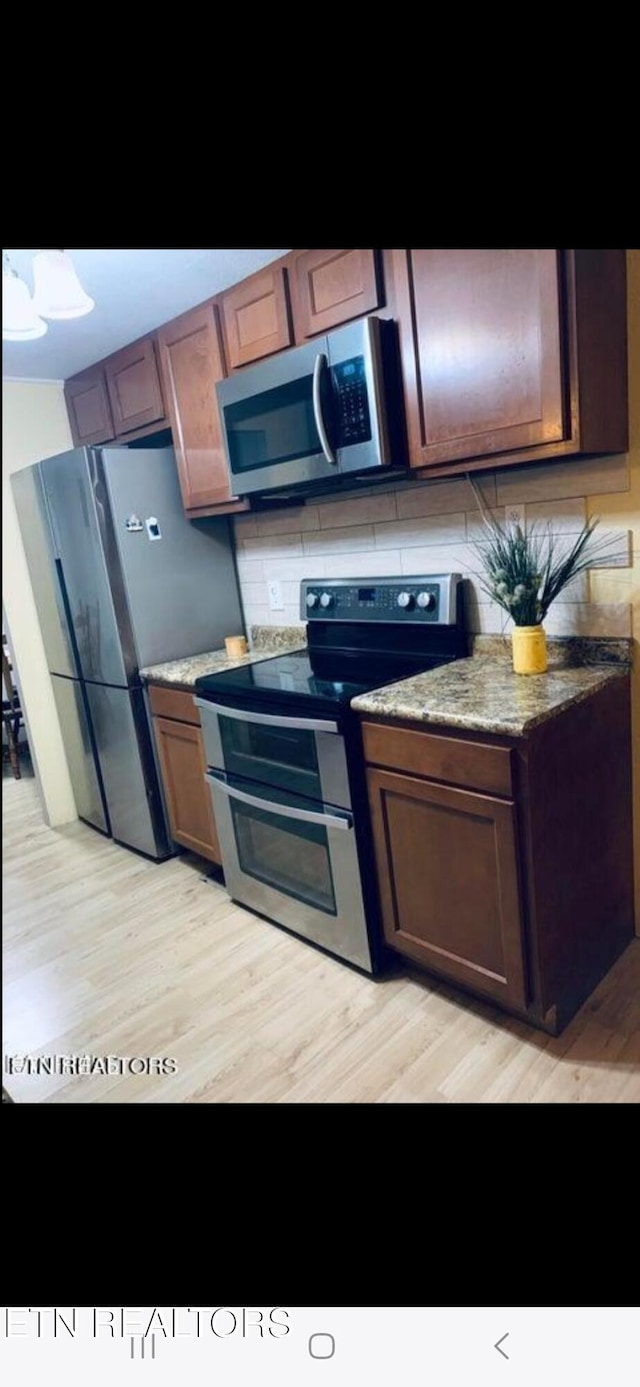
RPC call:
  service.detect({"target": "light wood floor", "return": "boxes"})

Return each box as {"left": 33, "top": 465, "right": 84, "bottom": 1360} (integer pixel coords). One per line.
{"left": 3, "top": 777, "right": 639, "bottom": 1103}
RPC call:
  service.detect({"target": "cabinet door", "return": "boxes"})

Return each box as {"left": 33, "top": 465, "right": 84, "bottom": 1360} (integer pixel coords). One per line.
{"left": 395, "top": 248, "right": 565, "bottom": 469}
{"left": 157, "top": 302, "right": 247, "bottom": 514}
{"left": 64, "top": 366, "right": 114, "bottom": 446}
{"left": 367, "top": 766, "right": 527, "bottom": 1009}
{"left": 291, "top": 248, "right": 382, "bottom": 338}
{"left": 154, "top": 715, "right": 221, "bottom": 864}
{"left": 105, "top": 336, "right": 167, "bottom": 436}
{"left": 221, "top": 264, "right": 292, "bottom": 368}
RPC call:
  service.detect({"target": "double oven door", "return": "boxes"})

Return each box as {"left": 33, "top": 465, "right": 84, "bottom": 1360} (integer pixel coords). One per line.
{"left": 195, "top": 697, "right": 373, "bottom": 973}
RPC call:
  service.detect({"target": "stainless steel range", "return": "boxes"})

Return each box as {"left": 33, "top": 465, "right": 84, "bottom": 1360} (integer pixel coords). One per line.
{"left": 195, "top": 575, "right": 467, "bottom": 974}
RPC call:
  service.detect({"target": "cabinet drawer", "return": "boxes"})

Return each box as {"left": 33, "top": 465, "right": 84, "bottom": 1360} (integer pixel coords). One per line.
{"left": 361, "top": 720, "right": 513, "bottom": 797}
{"left": 147, "top": 684, "right": 199, "bottom": 725}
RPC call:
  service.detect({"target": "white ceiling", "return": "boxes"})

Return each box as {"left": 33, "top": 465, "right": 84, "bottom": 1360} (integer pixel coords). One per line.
{"left": 2, "top": 248, "right": 291, "bottom": 382}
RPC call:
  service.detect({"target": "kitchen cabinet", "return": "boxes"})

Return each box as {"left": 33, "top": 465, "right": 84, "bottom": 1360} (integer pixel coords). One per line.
{"left": 148, "top": 684, "right": 221, "bottom": 865}
{"left": 220, "top": 263, "right": 293, "bottom": 369}
{"left": 104, "top": 334, "right": 168, "bottom": 437}
{"left": 157, "top": 303, "right": 249, "bottom": 516}
{"left": 64, "top": 365, "right": 115, "bottom": 447}
{"left": 63, "top": 248, "right": 629, "bottom": 504}
{"left": 290, "top": 248, "right": 383, "bottom": 339}
{"left": 361, "top": 673, "right": 634, "bottom": 1032}
{"left": 389, "top": 248, "right": 628, "bottom": 476}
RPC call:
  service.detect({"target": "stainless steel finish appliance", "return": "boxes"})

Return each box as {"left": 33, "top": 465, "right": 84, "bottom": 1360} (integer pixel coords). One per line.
{"left": 12, "top": 445, "right": 243, "bottom": 859}
{"left": 216, "top": 316, "right": 404, "bottom": 499}
{"left": 195, "top": 575, "right": 467, "bottom": 973}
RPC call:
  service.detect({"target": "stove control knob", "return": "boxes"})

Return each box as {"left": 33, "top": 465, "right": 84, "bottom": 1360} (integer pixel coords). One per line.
{"left": 397, "top": 591, "right": 414, "bottom": 609}
{"left": 417, "top": 591, "right": 436, "bottom": 611}
{"left": 320, "top": 591, "right": 335, "bottom": 609}
{"left": 306, "top": 592, "right": 319, "bottom": 609}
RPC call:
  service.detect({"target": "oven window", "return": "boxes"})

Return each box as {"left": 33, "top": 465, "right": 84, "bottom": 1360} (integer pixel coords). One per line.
{"left": 223, "top": 375, "right": 323, "bottom": 474}
{"left": 219, "top": 717, "right": 322, "bottom": 801}
{"left": 231, "top": 799, "right": 337, "bottom": 916}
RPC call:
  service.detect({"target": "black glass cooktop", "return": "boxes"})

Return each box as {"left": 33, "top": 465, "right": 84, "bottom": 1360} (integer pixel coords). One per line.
{"left": 195, "top": 648, "right": 447, "bottom": 714}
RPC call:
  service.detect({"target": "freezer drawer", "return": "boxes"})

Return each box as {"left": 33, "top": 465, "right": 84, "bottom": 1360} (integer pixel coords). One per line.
{"left": 84, "top": 682, "right": 171, "bottom": 859}
{"left": 50, "top": 675, "right": 109, "bottom": 834}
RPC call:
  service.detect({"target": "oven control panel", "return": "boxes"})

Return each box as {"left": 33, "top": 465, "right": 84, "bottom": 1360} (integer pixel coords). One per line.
{"left": 301, "top": 575, "right": 461, "bottom": 625}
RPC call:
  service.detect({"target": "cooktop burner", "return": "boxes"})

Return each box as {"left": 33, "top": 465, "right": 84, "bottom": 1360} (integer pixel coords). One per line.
{"left": 196, "top": 575, "right": 468, "bottom": 718}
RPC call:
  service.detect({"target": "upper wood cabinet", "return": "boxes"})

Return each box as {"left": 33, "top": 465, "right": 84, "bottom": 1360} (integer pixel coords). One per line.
{"left": 390, "top": 247, "right": 628, "bottom": 476}
{"left": 157, "top": 302, "right": 248, "bottom": 515}
{"left": 104, "top": 335, "right": 167, "bottom": 436}
{"left": 63, "top": 248, "right": 628, "bottom": 505}
{"left": 220, "top": 263, "right": 293, "bottom": 368}
{"left": 290, "top": 249, "right": 383, "bottom": 339}
{"left": 64, "top": 366, "right": 115, "bottom": 447}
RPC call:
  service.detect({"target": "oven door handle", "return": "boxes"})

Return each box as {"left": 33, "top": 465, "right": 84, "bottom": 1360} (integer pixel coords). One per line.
{"left": 313, "top": 353, "right": 337, "bottom": 465}
{"left": 205, "top": 772, "right": 353, "bottom": 831}
{"left": 194, "top": 697, "right": 339, "bottom": 734}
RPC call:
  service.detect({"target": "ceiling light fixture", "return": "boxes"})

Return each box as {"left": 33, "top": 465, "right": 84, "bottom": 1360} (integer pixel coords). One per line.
{"left": 32, "top": 249, "right": 95, "bottom": 320}
{"left": 2, "top": 252, "right": 48, "bottom": 340}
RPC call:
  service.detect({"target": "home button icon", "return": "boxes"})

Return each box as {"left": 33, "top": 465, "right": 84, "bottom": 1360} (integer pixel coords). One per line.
{"left": 309, "top": 1334, "right": 336, "bottom": 1360}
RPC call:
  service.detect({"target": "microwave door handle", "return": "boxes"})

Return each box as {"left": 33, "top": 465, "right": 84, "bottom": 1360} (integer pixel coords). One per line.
{"left": 313, "top": 353, "right": 337, "bottom": 465}
{"left": 205, "top": 772, "right": 352, "bottom": 830}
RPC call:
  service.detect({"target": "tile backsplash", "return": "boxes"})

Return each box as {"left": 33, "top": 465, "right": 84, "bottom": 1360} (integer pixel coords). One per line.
{"left": 234, "top": 454, "right": 633, "bottom": 639}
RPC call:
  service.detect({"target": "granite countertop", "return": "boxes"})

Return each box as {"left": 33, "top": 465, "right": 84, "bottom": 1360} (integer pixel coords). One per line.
{"left": 351, "top": 645, "right": 631, "bottom": 737}
{"left": 140, "top": 625, "right": 306, "bottom": 690}
{"left": 141, "top": 622, "right": 631, "bottom": 734}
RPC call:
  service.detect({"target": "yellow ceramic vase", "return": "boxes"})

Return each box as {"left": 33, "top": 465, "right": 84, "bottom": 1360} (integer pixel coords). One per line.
{"left": 512, "top": 624, "right": 548, "bottom": 675}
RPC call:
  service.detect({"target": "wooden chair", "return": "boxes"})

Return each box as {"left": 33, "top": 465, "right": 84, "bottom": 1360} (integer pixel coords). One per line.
{"left": 2, "top": 646, "right": 24, "bottom": 780}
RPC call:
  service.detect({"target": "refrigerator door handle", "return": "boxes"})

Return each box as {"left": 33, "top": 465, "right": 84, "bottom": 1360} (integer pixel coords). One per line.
{"left": 55, "top": 557, "right": 85, "bottom": 681}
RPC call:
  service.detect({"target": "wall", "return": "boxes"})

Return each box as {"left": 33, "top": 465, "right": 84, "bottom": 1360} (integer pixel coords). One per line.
{"left": 234, "top": 458, "right": 631, "bottom": 636}
{"left": 234, "top": 250, "right": 640, "bottom": 924}
{"left": 2, "top": 380, "right": 76, "bottom": 825}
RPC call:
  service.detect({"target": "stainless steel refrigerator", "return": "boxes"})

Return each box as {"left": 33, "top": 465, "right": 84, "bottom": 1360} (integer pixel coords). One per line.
{"left": 12, "top": 445, "right": 244, "bottom": 860}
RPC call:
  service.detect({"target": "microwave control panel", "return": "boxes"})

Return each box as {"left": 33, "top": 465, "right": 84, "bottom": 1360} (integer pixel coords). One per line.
{"left": 332, "top": 356, "right": 372, "bottom": 445}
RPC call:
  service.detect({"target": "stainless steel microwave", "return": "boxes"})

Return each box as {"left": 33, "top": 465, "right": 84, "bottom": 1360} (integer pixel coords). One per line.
{"left": 216, "top": 316, "right": 404, "bottom": 498}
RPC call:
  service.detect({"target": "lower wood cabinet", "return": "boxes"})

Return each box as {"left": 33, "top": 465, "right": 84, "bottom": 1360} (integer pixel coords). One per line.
{"left": 361, "top": 674, "right": 634, "bottom": 1033}
{"left": 366, "top": 767, "right": 527, "bottom": 1010}
{"left": 148, "top": 684, "right": 221, "bottom": 865}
